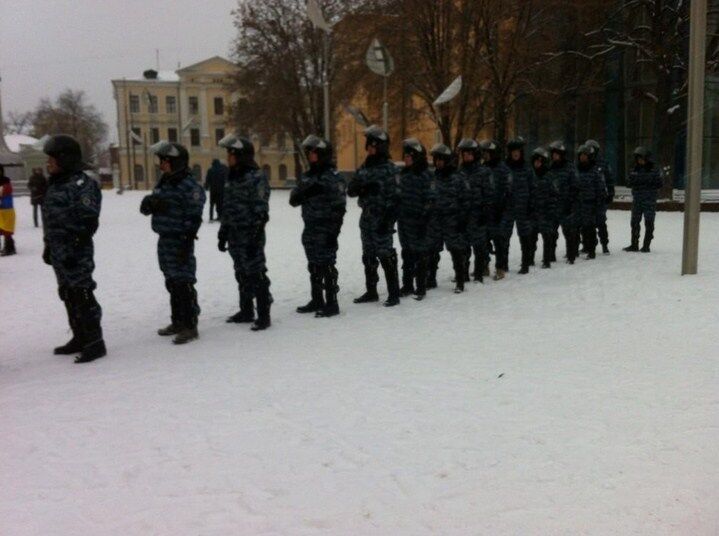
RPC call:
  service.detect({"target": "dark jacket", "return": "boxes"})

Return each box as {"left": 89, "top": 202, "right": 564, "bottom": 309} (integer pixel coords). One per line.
{"left": 204, "top": 159, "right": 228, "bottom": 197}
{"left": 28, "top": 172, "right": 48, "bottom": 205}
{"left": 147, "top": 168, "right": 206, "bottom": 237}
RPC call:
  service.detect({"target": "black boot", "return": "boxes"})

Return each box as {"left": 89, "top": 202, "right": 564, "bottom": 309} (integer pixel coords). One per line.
{"left": 529, "top": 231, "right": 538, "bottom": 266}
{"left": 316, "top": 264, "right": 340, "bottom": 317}
{"left": 640, "top": 222, "right": 654, "bottom": 253}
{"left": 473, "top": 246, "right": 484, "bottom": 282}
{"left": 354, "top": 255, "right": 380, "bottom": 303}
{"left": 54, "top": 288, "right": 83, "bottom": 354}
{"left": 598, "top": 223, "right": 610, "bottom": 254}
{"left": 426, "top": 252, "right": 439, "bottom": 289}
{"left": 173, "top": 283, "right": 200, "bottom": 344}
{"left": 228, "top": 277, "right": 255, "bottom": 322}
{"left": 414, "top": 255, "right": 428, "bottom": 300}
{"left": 158, "top": 281, "right": 182, "bottom": 336}
{"left": 400, "top": 249, "right": 415, "bottom": 297}
{"left": 623, "top": 224, "right": 640, "bottom": 252}
{"left": 251, "top": 274, "right": 272, "bottom": 331}
{"left": 69, "top": 288, "right": 107, "bottom": 364}
{"left": 297, "top": 264, "right": 324, "bottom": 313}
{"left": 541, "top": 235, "right": 551, "bottom": 269}
{"left": 450, "top": 250, "right": 466, "bottom": 293}
{"left": 0, "top": 235, "right": 16, "bottom": 256}
{"left": 518, "top": 236, "right": 530, "bottom": 274}
{"left": 380, "top": 250, "right": 401, "bottom": 307}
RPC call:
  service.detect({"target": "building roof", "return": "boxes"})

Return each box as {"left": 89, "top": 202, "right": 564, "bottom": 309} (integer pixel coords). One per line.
{"left": 4, "top": 134, "right": 39, "bottom": 153}
{"left": 176, "top": 56, "right": 235, "bottom": 74}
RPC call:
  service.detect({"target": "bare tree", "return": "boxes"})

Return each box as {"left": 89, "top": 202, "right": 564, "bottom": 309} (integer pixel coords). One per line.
{"left": 3, "top": 111, "right": 34, "bottom": 135}
{"left": 31, "top": 89, "right": 107, "bottom": 162}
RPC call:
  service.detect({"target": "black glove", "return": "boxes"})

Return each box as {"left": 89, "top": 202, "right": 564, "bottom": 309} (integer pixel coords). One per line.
{"left": 140, "top": 195, "right": 154, "bottom": 215}
{"left": 42, "top": 246, "right": 52, "bottom": 265}
{"left": 218, "top": 227, "right": 228, "bottom": 252}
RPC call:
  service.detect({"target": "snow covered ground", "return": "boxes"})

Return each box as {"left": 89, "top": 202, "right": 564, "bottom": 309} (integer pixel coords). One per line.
{"left": 2, "top": 190, "right": 718, "bottom": 535}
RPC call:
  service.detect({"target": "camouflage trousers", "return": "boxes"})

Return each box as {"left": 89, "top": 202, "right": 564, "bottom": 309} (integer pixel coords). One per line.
{"left": 157, "top": 234, "right": 197, "bottom": 284}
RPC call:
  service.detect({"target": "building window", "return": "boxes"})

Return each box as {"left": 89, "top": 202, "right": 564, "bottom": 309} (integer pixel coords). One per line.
{"left": 279, "top": 164, "right": 288, "bottom": 182}
{"left": 133, "top": 164, "right": 145, "bottom": 183}
{"left": 147, "top": 94, "right": 158, "bottom": 114}
{"left": 129, "top": 95, "right": 140, "bottom": 113}
{"left": 189, "top": 96, "right": 199, "bottom": 115}
{"left": 214, "top": 97, "right": 224, "bottom": 115}
{"left": 215, "top": 128, "right": 225, "bottom": 145}
{"left": 151, "top": 127, "right": 160, "bottom": 144}
{"left": 262, "top": 164, "right": 272, "bottom": 182}
{"left": 131, "top": 127, "right": 142, "bottom": 145}
{"left": 165, "top": 96, "right": 176, "bottom": 114}
{"left": 190, "top": 128, "right": 200, "bottom": 147}
{"left": 167, "top": 127, "right": 178, "bottom": 143}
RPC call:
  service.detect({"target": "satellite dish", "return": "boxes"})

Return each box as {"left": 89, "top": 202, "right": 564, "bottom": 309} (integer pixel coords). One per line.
{"left": 365, "top": 38, "right": 395, "bottom": 77}
{"left": 306, "top": 0, "right": 331, "bottom": 32}
{"left": 433, "top": 76, "right": 462, "bottom": 106}
{"left": 344, "top": 104, "right": 370, "bottom": 128}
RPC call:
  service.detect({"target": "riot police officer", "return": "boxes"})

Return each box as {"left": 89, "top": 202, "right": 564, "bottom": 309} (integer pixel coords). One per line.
{"left": 547, "top": 140, "right": 580, "bottom": 264}
{"left": 624, "top": 146, "right": 663, "bottom": 253}
{"left": 347, "top": 125, "right": 401, "bottom": 307}
{"left": 575, "top": 144, "right": 607, "bottom": 259}
{"left": 290, "top": 135, "right": 346, "bottom": 317}
{"left": 217, "top": 134, "right": 273, "bottom": 330}
{"left": 141, "top": 141, "right": 205, "bottom": 343}
{"left": 42, "top": 134, "right": 106, "bottom": 363}
{"left": 480, "top": 139, "right": 512, "bottom": 280}
{"left": 505, "top": 137, "right": 536, "bottom": 274}
{"left": 456, "top": 139, "right": 495, "bottom": 284}
{"left": 585, "top": 139, "right": 614, "bottom": 254}
{"left": 397, "top": 138, "right": 435, "bottom": 300}
{"left": 531, "top": 147, "right": 559, "bottom": 268}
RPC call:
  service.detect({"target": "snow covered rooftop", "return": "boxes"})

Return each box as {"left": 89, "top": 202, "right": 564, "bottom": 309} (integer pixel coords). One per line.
{"left": 4, "top": 134, "right": 39, "bottom": 153}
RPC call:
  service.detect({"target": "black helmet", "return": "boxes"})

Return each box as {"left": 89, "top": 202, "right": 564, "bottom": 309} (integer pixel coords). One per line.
{"left": 402, "top": 137, "right": 426, "bottom": 157}
{"left": 430, "top": 143, "right": 452, "bottom": 159}
{"left": 456, "top": 138, "right": 479, "bottom": 153}
{"left": 548, "top": 140, "right": 566, "bottom": 154}
{"left": 531, "top": 147, "right": 549, "bottom": 163}
{"left": 150, "top": 140, "right": 189, "bottom": 172}
{"left": 507, "top": 136, "right": 526, "bottom": 151}
{"left": 218, "top": 133, "right": 255, "bottom": 157}
{"left": 633, "top": 146, "right": 651, "bottom": 158}
{"left": 577, "top": 144, "right": 594, "bottom": 157}
{"left": 43, "top": 134, "right": 83, "bottom": 172}
{"left": 301, "top": 134, "right": 333, "bottom": 166}
{"left": 585, "top": 139, "right": 600, "bottom": 152}
{"left": 364, "top": 124, "right": 389, "bottom": 152}
{"left": 478, "top": 139, "right": 499, "bottom": 153}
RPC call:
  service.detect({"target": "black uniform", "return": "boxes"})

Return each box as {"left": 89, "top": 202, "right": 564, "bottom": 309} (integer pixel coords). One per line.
{"left": 41, "top": 135, "right": 106, "bottom": 364}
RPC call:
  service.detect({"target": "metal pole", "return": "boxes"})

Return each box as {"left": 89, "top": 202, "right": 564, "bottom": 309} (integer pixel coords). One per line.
{"left": 383, "top": 75, "right": 389, "bottom": 133}
{"left": 681, "top": 0, "right": 707, "bottom": 275}
{"left": 353, "top": 117, "right": 358, "bottom": 170}
{"left": 323, "top": 31, "right": 331, "bottom": 142}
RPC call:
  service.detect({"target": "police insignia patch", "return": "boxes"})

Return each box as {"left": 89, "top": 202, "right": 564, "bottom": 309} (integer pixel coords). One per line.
{"left": 81, "top": 196, "right": 92, "bottom": 206}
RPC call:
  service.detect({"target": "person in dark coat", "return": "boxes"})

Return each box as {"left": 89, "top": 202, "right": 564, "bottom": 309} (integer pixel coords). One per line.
{"left": 41, "top": 135, "right": 105, "bottom": 363}
{"left": 505, "top": 137, "right": 536, "bottom": 274}
{"left": 397, "top": 138, "right": 435, "bottom": 300}
{"left": 28, "top": 167, "right": 48, "bottom": 228}
{"left": 217, "top": 134, "right": 272, "bottom": 331}
{"left": 585, "top": 139, "right": 614, "bottom": 254}
{"left": 575, "top": 144, "right": 607, "bottom": 260}
{"left": 480, "top": 139, "right": 512, "bottom": 280}
{"left": 347, "top": 125, "right": 401, "bottom": 307}
{"left": 290, "top": 135, "right": 346, "bottom": 317}
{"left": 624, "top": 146, "right": 663, "bottom": 253}
{"left": 204, "top": 158, "right": 227, "bottom": 221}
{"left": 547, "top": 140, "right": 580, "bottom": 264}
{"left": 531, "top": 148, "right": 559, "bottom": 268}
{"left": 141, "top": 141, "right": 206, "bottom": 344}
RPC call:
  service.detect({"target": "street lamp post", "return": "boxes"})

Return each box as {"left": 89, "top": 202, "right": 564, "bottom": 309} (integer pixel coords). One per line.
{"left": 307, "top": 0, "right": 333, "bottom": 142}
{"left": 366, "top": 38, "right": 394, "bottom": 133}
{"left": 681, "top": 0, "right": 707, "bottom": 275}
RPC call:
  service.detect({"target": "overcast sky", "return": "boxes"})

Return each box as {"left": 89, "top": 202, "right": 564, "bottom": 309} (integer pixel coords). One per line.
{"left": 0, "top": 0, "right": 238, "bottom": 142}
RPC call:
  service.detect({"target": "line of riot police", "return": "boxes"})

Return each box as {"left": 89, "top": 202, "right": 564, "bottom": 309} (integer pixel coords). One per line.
{"left": 38, "top": 128, "right": 662, "bottom": 363}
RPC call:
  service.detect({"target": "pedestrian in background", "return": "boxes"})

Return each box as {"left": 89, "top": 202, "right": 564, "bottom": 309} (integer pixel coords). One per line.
{"left": 28, "top": 167, "right": 48, "bottom": 228}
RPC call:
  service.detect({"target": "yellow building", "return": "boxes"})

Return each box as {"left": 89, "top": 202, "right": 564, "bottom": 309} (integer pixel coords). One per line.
{"left": 112, "top": 56, "right": 295, "bottom": 189}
